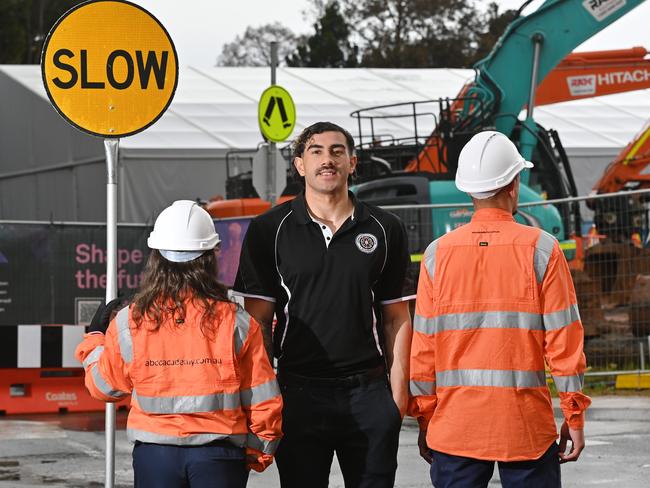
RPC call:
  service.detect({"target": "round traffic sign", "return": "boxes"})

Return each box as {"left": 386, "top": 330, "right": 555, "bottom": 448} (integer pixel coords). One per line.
{"left": 41, "top": 0, "right": 178, "bottom": 138}
{"left": 258, "top": 85, "right": 296, "bottom": 143}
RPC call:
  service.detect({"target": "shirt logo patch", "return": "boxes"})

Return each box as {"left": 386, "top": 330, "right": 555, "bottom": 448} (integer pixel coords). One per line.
{"left": 355, "top": 233, "right": 378, "bottom": 254}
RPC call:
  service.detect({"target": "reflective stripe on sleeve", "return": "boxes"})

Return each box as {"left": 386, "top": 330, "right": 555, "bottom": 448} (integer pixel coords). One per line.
{"left": 424, "top": 239, "right": 439, "bottom": 281}
{"left": 247, "top": 433, "right": 280, "bottom": 455}
{"left": 534, "top": 231, "right": 556, "bottom": 284}
{"left": 90, "top": 364, "right": 127, "bottom": 399}
{"left": 132, "top": 389, "right": 241, "bottom": 414}
{"left": 234, "top": 308, "right": 251, "bottom": 356}
{"left": 409, "top": 380, "right": 436, "bottom": 396}
{"left": 552, "top": 374, "right": 584, "bottom": 392}
{"left": 436, "top": 369, "right": 546, "bottom": 388}
{"left": 240, "top": 379, "right": 281, "bottom": 408}
{"left": 543, "top": 304, "right": 581, "bottom": 331}
{"left": 116, "top": 307, "right": 133, "bottom": 364}
{"left": 127, "top": 429, "right": 247, "bottom": 447}
{"left": 82, "top": 345, "right": 104, "bottom": 369}
{"left": 414, "top": 311, "right": 543, "bottom": 335}
{"left": 413, "top": 314, "right": 435, "bottom": 335}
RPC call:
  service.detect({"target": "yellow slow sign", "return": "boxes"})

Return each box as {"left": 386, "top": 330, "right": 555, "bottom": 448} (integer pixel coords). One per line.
{"left": 41, "top": 0, "right": 178, "bottom": 138}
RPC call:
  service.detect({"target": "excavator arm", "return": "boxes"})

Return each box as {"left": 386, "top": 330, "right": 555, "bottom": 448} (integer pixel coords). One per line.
{"left": 469, "top": 0, "right": 646, "bottom": 160}
{"left": 594, "top": 121, "right": 650, "bottom": 194}
{"left": 535, "top": 47, "right": 650, "bottom": 105}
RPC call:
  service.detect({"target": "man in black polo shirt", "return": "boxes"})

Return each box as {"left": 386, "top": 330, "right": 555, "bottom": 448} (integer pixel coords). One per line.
{"left": 233, "top": 121, "right": 413, "bottom": 488}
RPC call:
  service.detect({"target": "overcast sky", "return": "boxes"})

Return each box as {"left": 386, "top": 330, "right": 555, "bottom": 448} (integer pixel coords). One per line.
{"left": 131, "top": 0, "right": 650, "bottom": 67}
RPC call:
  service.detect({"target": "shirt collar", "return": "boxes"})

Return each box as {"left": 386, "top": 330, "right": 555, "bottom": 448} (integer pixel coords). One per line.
{"left": 470, "top": 207, "right": 515, "bottom": 222}
{"left": 291, "top": 191, "right": 369, "bottom": 225}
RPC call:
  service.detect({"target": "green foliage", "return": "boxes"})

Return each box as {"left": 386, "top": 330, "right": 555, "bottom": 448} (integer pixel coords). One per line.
{"left": 286, "top": 1, "right": 358, "bottom": 68}
{"left": 0, "top": 0, "right": 83, "bottom": 64}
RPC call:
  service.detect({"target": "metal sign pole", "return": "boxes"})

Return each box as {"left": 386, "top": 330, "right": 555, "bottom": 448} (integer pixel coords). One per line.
{"left": 269, "top": 42, "right": 278, "bottom": 205}
{"left": 104, "top": 138, "right": 119, "bottom": 488}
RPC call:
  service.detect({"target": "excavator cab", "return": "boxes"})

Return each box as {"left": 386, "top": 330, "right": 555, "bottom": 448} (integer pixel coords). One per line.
{"left": 350, "top": 97, "right": 580, "bottom": 257}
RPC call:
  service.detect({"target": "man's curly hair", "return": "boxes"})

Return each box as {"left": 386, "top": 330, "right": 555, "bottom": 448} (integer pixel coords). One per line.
{"left": 292, "top": 121, "right": 355, "bottom": 159}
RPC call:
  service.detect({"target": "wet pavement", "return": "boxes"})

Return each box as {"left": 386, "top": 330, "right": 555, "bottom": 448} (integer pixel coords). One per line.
{"left": 0, "top": 397, "right": 648, "bottom": 487}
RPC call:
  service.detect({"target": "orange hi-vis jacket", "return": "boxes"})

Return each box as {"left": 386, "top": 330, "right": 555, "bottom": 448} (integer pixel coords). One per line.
{"left": 409, "top": 208, "right": 591, "bottom": 462}
{"left": 75, "top": 300, "right": 283, "bottom": 471}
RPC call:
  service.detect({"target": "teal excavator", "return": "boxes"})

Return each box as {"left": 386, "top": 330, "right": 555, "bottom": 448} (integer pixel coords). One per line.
{"left": 350, "top": 0, "right": 647, "bottom": 261}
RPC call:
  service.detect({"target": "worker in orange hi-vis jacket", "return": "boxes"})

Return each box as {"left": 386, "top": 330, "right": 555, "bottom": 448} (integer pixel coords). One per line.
{"left": 75, "top": 200, "right": 282, "bottom": 488}
{"left": 409, "top": 131, "right": 591, "bottom": 488}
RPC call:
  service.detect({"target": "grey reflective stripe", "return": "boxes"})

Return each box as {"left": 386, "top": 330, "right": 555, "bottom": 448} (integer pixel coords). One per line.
{"left": 116, "top": 306, "right": 133, "bottom": 364}
{"left": 409, "top": 380, "right": 436, "bottom": 396}
{"left": 552, "top": 374, "right": 584, "bottom": 392}
{"left": 247, "top": 433, "right": 280, "bottom": 455}
{"left": 90, "top": 364, "right": 127, "bottom": 399}
{"left": 534, "top": 231, "right": 556, "bottom": 284}
{"left": 543, "top": 304, "right": 581, "bottom": 331}
{"left": 127, "top": 428, "right": 247, "bottom": 447}
{"left": 82, "top": 346, "right": 104, "bottom": 369}
{"left": 234, "top": 309, "right": 251, "bottom": 356}
{"left": 436, "top": 369, "right": 546, "bottom": 388}
{"left": 413, "top": 314, "right": 436, "bottom": 335}
{"left": 240, "top": 379, "right": 281, "bottom": 408}
{"left": 132, "top": 389, "right": 241, "bottom": 414}
{"left": 424, "top": 239, "right": 439, "bottom": 281}
{"left": 424, "top": 311, "right": 544, "bottom": 335}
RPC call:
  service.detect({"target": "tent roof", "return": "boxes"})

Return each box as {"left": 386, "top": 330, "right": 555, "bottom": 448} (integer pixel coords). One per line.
{"left": 2, "top": 64, "right": 648, "bottom": 155}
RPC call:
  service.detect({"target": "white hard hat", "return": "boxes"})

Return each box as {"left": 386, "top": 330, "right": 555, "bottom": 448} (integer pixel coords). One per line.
{"left": 148, "top": 201, "right": 220, "bottom": 261}
{"left": 455, "top": 131, "right": 533, "bottom": 195}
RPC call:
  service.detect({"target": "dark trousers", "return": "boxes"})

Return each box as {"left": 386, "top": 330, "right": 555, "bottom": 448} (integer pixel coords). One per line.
{"left": 430, "top": 442, "right": 561, "bottom": 488}
{"left": 275, "top": 368, "right": 402, "bottom": 488}
{"left": 132, "top": 440, "right": 248, "bottom": 488}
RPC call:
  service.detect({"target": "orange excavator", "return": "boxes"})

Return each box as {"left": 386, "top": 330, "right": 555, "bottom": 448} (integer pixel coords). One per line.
{"left": 576, "top": 121, "right": 650, "bottom": 338}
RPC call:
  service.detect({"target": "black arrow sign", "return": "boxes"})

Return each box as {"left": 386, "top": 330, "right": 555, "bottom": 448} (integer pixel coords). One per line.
{"left": 263, "top": 96, "right": 292, "bottom": 128}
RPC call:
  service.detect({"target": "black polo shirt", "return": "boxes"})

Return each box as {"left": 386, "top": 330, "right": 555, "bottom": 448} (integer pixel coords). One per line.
{"left": 233, "top": 191, "right": 413, "bottom": 378}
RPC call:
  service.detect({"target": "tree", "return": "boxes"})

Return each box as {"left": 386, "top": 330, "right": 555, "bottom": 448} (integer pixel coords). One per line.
{"left": 0, "top": 0, "right": 83, "bottom": 64}
{"left": 287, "top": 1, "right": 358, "bottom": 68}
{"left": 338, "top": 0, "right": 516, "bottom": 68}
{"left": 469, "top": 2, "right": 518, "bottom": 64}
{"left": 217, "top": 23, "right": 299, "bottom": 67}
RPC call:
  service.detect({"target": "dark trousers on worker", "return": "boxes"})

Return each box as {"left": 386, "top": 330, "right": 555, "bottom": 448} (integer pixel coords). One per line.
{"left": 430, "top": 442, "right": 561, "bottom": 488}
{"left": 132, "top": 440, "right": 248, "bottom": 488}
{"left": 275, "top": 366, "right": 402, "bottom": 488}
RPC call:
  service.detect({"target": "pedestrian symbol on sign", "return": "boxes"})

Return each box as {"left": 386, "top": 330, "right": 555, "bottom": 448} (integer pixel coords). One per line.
{"left": 258, "top": 85, "right": 296, "bottom": 142}
{"left": 262, "top": 96, "right": 292, "bottom": 128}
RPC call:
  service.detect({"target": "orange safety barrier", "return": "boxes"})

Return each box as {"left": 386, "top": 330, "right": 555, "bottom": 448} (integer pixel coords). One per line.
{"left": 1, "top": 368, "right": 129, "bottom": 415}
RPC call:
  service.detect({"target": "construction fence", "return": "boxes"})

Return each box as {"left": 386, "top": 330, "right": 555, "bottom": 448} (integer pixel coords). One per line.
{"left": 382, "top": 188, "right": 650, "bottom": 378}
{"left": 3, "top": 190, "right": 650, "bottom": 377}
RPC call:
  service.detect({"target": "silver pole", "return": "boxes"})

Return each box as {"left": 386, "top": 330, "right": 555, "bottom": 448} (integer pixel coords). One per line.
{"left": 269, "top": 42, "right": 278, "bottom": 205}
{"left": 104, "top": 138, "right": 119, "bottom": 488}
{"left": 526, "top": 33, "right": 544, "bottom": 119}
{"left": 641, "top": 341, "right": 646, "bottom": 371}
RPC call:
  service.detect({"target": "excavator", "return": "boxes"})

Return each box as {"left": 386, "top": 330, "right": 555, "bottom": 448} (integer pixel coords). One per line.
{"left": 349, "top": 0, "right": 648, "bottom": 264}
{"left": 579, "top": 120, "right": 650, "bottom": 338}
{"left": 208, "top": 0, "right": 649, "bottom": 243}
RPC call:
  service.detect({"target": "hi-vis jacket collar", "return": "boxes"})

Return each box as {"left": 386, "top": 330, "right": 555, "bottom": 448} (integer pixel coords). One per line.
{"left": 291, "top": 191, "right": 370, "bottom": 225}
{"left": 471, "top": 207, "right": 515, "bottom": 222}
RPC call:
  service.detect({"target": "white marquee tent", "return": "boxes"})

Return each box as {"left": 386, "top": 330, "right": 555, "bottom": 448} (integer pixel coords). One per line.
{"left": 1, "top": 65, "right": 648, "bottom": 223}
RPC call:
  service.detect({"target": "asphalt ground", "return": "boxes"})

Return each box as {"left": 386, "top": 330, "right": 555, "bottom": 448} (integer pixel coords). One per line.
{"left": 0, "top": 396, "right": 648, "bottom": 487}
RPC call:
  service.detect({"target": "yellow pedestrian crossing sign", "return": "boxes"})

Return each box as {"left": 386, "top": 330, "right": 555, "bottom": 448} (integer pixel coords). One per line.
{"left": 258, "top": 85, "right": 296, "bottom": 142}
